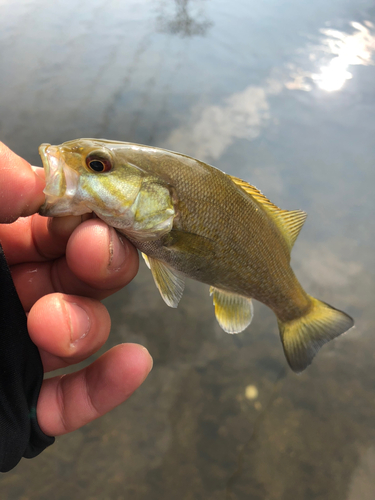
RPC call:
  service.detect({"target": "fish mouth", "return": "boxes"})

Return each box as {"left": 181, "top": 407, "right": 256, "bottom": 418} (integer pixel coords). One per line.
{"left": 38, "top": 143, "right": 88, "bottom": 217}
{"left": 39, "top": 144, "right": 64, "bottom": 197}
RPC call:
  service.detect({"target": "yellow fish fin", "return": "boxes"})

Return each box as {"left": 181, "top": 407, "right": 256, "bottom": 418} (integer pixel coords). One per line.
{"left": 143, "top": 254, "right": 185, "bottom": 308}
{"left": 210, "top": 287, "right": 254, "bottom": 334}
{"left": 141, "top": 252, "right": 151, "bottom": 269}
{"left": 228, "top": 175, "right": 307, "bottom": 251}
{"left": 278, "top": 296, "right": 354, "bottom": 373}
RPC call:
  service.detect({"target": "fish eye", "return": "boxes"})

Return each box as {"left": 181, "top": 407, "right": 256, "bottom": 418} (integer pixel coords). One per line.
{"left": 85, "top": 151, "right": 113, "bottom": 173}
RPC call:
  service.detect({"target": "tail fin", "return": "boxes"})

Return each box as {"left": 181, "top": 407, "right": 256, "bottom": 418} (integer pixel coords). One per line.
{"left": 278, "top": 296, "right": 354, "bottom": 373}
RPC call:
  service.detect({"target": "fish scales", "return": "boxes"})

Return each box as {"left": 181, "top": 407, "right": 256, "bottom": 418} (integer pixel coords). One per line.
{"left": 124, "top": 149, "right": 306, "bottom": 314}
{"left": 38, "top": 139, "right": 354, "bottom": 372}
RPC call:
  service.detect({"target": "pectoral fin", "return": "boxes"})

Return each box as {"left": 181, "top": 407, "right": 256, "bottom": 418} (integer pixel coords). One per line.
{"left": 165, "top": 230, "right": 215, "bottom": 256}
{"left": 141, "top": 253, "right": 185, "bottom": 308}
{"left": 141, "top": 252, "right": 152, "bottom": 269}
{"left": 210, "top": 287, "right": 254, "bottom": 334}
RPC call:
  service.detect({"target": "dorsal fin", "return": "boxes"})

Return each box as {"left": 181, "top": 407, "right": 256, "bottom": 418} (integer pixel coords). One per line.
{"left": 228, "top": 175, "right": 307, "bottom": 251}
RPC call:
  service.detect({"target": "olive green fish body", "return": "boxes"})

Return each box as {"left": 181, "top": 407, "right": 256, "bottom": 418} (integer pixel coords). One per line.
{"left": 38, "top": 139, "right": 354, "bottom": 372}
{"left": 120, "top": 147, "right": 309, "bottom": 320}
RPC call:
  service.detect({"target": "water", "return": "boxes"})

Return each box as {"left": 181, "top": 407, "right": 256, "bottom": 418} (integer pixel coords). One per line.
{"left": 1, "top": 0, "right": 375, "bottom": 498}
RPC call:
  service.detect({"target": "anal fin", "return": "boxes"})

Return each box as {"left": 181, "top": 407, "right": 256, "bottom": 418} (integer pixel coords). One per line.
{"left": 142, "top": 253, "right": 185, "bottom": 308}
{"left": 210, "top": 287, "right": 254, "bottom": 334}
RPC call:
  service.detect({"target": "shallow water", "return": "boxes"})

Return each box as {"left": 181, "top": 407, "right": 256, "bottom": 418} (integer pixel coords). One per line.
{"left": 1, "top": 0, "right": 375, "bottom": 498}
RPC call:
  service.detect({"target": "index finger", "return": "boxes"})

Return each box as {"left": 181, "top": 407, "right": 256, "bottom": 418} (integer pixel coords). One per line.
{"left": 0, "top": 142, "right": 45, "bottom": 223}
{"left": 0, "top": 213, "right": 92, "bottom": 266}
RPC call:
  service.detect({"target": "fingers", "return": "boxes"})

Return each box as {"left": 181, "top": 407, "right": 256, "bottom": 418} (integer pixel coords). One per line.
{"left": 10, "top": 219, "right": 139, "bottom": 311}
{"left": 27, "top": 293, "right": 111, "bottom": 372}
{"left": 0, "top": 142, "right": 45, "bottom": 223}
{"left": 0, "top": 213, "right": 92, "bottom": 266}
{"left": 37, "top": 344, "right": 153, "bottom": 436}
{"left": 65, "top": 220, "right": 138, "bottom": 287}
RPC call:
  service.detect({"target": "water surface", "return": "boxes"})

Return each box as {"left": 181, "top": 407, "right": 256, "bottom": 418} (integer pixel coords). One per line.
{"left": 0, "top": 0, "right": 374, "bottom": 498}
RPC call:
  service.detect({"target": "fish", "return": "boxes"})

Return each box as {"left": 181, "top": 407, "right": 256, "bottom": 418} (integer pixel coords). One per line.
{"left": 38, "top": 138, "right": 354, "bottom": 372}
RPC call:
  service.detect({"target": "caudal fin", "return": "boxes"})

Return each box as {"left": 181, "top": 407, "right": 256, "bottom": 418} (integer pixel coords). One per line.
{"left": 278, "top": 296, "right": 354, "bottom": 373}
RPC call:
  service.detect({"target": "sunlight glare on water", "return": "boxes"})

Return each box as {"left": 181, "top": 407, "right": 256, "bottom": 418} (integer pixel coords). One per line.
{"left": 286, "top": 21, "right": 375, "bottom": 92}
{"left": 314, "top": 21, "right": 375, "bottom": 91}
{"left": 0, "top": 0, "right": 374, "bottom": 499}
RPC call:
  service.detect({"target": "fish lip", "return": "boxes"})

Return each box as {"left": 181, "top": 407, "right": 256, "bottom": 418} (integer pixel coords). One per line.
{"left": 39, "top": 143, "right": 51, "bottom": 177}
{"left": 38, "top": 143, "right": 83, "bottom": 216}
{"left": 39, "top": 144, "right": 65, "bottom": 198}
{"left": 38, "top": 143, "right": 63, "bottom": 216}
{"left": 38, "top": 143, "right": 93, "bottom": 218}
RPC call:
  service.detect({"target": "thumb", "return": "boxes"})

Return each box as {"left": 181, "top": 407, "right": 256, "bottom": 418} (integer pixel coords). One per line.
{"left": 0, "top": 142, "right": 45, "bottom": 223}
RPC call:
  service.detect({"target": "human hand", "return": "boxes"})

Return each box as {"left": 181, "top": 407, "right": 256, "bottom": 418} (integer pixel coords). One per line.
{"left": 0, "top": 142, "right": 152, "bottom": 436}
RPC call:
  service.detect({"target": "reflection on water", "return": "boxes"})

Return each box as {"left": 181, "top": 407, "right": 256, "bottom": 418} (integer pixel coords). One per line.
{"left": 314, "top": 21, "right": 375, "bottom": 91}
{"left": 157, "top": 0, "right": 212, "bottom": 37}
{"left": 165, "top": 84, "right": 273, "bottom": 160}
{"left": 286, "top": 21, "right": 375, "bottom": 92}
{"left": 0, "top": 0, "right": 374, "bottom": 499}
{"left": 165, "top": 20, "right": 375, "bottom": 162}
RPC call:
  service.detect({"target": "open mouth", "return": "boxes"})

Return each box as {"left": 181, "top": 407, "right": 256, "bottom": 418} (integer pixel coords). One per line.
{"left": 38, "top": 143, "right": 89, "bottom": 217}
{"left": 39, "top": 143, "right": 66, "bottom": 199}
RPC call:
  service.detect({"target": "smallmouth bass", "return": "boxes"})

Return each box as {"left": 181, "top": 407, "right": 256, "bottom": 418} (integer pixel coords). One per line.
{"left": 38, "top": 139, "right": 354, "bottom": 372}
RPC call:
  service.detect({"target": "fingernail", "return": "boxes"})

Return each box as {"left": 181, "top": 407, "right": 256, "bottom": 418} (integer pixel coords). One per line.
{"left": 64, "top": 301, "right": 91, "bottom": 344}
{"left": 108, "top": 227, "right": 127, "bottom": 270}
{"left": 31, "top": 165, "right": 45, "bottom": 180}
{"left": 141, "top": 345, "right": 154, "bottom": 372}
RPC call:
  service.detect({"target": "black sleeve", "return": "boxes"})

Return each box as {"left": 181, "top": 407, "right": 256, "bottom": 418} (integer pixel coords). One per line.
{"left": 0, "top": 243, "right": 55, "bottom": 472}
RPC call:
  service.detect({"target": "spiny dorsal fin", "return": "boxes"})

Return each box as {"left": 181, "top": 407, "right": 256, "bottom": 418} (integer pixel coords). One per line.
{"left": 228, "top": 175, "right": 307, "bottom": 251}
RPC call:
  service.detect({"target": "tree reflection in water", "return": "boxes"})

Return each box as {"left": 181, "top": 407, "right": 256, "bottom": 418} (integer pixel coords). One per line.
{"left": 157, "top": 0, "right": 212, "bottom": 37}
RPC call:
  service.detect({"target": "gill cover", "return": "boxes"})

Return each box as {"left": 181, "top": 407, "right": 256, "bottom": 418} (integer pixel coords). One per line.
{"left": 39, "top": 139, "right": 176, "bottom": 241}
